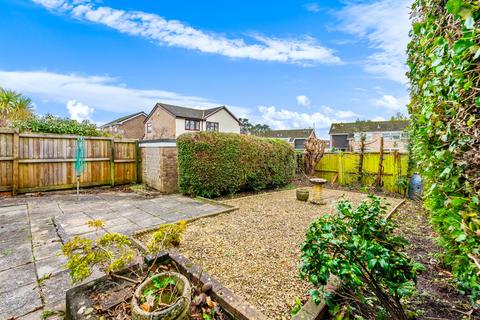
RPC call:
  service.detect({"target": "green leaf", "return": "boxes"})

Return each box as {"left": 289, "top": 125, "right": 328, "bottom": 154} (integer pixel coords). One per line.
{"left": 455, "top": 233, "right": 466, "bottom": 242}
{"left": 446, "top": 0, "right": 463, "bottom": 15}
{"left": 453, "top": 39, "right": 473, "bottom": 55}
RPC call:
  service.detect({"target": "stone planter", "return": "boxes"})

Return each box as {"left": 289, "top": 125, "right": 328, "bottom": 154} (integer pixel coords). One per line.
{"left": 296, "top": 188, "right": 310, "bottom": 201}
{"left": 131, "top": 272, "right": 191, "bottom": 320}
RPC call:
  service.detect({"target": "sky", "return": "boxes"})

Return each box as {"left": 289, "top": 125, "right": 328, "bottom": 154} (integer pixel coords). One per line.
{"left": 0, "top": 0, "right": 412, "bottom": 138}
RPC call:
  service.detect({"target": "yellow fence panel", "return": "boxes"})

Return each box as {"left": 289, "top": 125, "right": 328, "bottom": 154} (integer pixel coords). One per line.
{"left": 315, "top": 152, "right": 409, "bottom": 194}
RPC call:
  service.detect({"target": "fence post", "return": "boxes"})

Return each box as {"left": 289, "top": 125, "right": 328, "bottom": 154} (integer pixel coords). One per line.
{"left": 12, "top": 129, "right": 19, "bottom": 195}
{"left": 338, "top": 153, "right": 343, "bottom": 185}
{"left": 135, "top": 140, "right": 140, "bottom": 184}
{"left": 110, "top": 138, "right": 115, "bottom": 187}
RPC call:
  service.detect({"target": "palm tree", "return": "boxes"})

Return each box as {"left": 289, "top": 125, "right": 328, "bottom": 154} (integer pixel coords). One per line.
{"left": 0, "top": 87, "right": 34, "bottom": 126}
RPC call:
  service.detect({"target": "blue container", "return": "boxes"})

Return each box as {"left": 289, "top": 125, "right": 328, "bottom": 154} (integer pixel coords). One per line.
{"left": 408, "top": 173, "right": 423, "bottom": 199}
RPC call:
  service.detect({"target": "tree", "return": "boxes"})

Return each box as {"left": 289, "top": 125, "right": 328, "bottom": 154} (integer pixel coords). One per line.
{"left": 0, "top": 87, "right": 34, "bottom": 126}
{"left": 303, "top": 132, "right": 325, "bottom": 176}
{"left": 390, "top": 112, "right": 408, "bottom": 121}
{"left": 238, "top": 118, "right": 271, "bottom": 135}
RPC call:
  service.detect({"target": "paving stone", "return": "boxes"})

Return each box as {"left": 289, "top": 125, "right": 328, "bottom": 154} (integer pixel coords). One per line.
{"left": 102, "top": 217, "right": 132, "bottom": 228}
{"left": 0, "top": 242, "right": 32, "bottom": 272}
{"left": 42, "top": 270, "right": 71, "bottom": 307}
{"left": 131, "top": 216, "right": 166, "bottom": 229}
{"left": 0, "top": 226, "right": 30, "bottom": 245}
{"left": 0, "top": 283, "right": 42, "bottom": 319}
{"left": 36, "top": 254, "right": 67, "bottom": 279}
{"left": 31, "top": 227, "right": 60, "bottom": 247}
{"left": 18, "top": 309, "right": 45, "bottom": 320}
{"left": 106, "top": 223, "right": 141, "bottom": 235}
{"left": 161, "top": 211, "right": 191, "bottom": 223}
{"left": 34, "top": 241, "right": 63, "bottom": 261}
{"left": 0, "top": 263, "right": 37, "bottom": 292}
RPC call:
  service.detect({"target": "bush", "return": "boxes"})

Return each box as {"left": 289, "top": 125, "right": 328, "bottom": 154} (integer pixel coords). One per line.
{"left": 177, "top": 132, "right": 296, "bottom": 197}
{"left": 300, "top": 196, "right": 422, "bottom": 320}
{"left": 12, "top": 114, "right": 104, "bottom": 136}
{"left": 408, "top": 0, "right": 480, "bottom": 302}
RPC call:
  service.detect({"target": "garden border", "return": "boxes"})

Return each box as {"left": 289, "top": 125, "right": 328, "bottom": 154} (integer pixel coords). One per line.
{"left": 292, "top": 198, "right": 408, "bottom": 319}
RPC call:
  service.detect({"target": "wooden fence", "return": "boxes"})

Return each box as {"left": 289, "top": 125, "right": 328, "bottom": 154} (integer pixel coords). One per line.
{"left": 0, "top": 128, "right": 140, "bottom": 194}
{"left": 315, "top": 152, "right": 409, "bottom": 193}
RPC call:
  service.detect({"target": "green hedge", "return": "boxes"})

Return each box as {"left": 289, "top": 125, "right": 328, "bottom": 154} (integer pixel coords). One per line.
{"left": 408, "top": 0, "right": 480, "bottom": 302}
{"left": 177, "top": 132, "right": 296, "bottom": 197}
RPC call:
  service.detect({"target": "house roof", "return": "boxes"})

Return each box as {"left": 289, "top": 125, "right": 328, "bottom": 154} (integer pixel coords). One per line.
{"left": 100, "top": 112, "right": 147, "bottom": 128}
{"left": 145, "top": 103, "right": 240, "bottom": 124}
{"left": 255, "top": 129, "right": 315, "bottom": 142}
{"left": 329, "top": 120, "right": 409, "bottom": 135}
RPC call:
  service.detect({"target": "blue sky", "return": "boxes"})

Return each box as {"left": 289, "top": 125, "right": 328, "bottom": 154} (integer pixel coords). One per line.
{"left": 0, "top": 0, "right": 411, "bottom": 137}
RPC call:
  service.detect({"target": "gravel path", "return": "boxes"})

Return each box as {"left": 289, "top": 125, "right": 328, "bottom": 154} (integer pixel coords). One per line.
{"left": 175, "top": 188, "right": 402, "bottom": 319}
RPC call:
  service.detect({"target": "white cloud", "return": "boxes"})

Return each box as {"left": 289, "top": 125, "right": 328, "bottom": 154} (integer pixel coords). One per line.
{"left": 372, "top": 116, "right": 386, "bottom": 121}
{"left": 32, "top": 0, "right": 340, "bottom": 65}
{"left": 304, "top": 3, "right": 320, "bottom": 13}
{"left": 66, "top": 100, "right": 94, "bottom": 121}
{"left": 338, "top": 0, "right": 410, "bottom": 83}
{"left": 257, "top": 105, "right": 358, "bottom": 131}
{"left": 322, "top": 105, "right": 358, "bottom": 119}
{"left": 0, "top": 70, "right": 251, "bottom": 119}
{"left": 372, "top": 94, "right": 407, "bottom": 111}
{"left": 296, "top": 95, "right": 311, "bottom": 107}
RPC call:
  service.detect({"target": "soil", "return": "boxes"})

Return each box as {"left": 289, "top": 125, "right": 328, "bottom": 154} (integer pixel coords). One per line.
{"left": 392, "top": 201, "right": 479, "bottom": 320}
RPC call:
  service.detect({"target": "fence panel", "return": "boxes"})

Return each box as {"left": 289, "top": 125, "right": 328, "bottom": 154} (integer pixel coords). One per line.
{"left": 0, "top": 129, "right": 140, "bottom": 194}
{"left": 315, "top": 152, "right": 409, "bottom": 194}
{"left": 0, "top": 129, "right": 14, "bottom": 192}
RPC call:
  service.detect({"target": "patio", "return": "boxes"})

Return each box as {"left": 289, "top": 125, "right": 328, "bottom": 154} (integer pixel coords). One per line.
{"left": 0, "top": 191, "right": 229, "bottom": 319}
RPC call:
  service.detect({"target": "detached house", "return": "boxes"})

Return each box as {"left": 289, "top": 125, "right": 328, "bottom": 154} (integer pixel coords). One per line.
{"left": 254, "top": 129, "right": 319, "bottom": 150}
{"left": 329, "top": 120, "right": 409, "bottom": 152}
{"left": 99, "top": 112, "right": 147, "bottom": 139}
{"left": 143, "top": 103, "right": 241, "bottom": 140}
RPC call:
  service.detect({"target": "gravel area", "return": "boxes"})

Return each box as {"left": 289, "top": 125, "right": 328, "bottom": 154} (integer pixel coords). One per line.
{"left": 173, "top": 188, "right": 402, "bottom": 319}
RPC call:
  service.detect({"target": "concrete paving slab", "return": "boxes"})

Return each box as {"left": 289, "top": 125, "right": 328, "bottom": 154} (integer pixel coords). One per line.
{"left": 0, "top": 263, "right": 37, "bottom": 291}
{"left": 41, "top": 270, "right": 70, "bottom": 307}
{"left": 36, "top": 255, "right": 67, "bottom": 279}
{"left": 0, "top": 283, "right": 42, "bottom": 319}
{"left": 0, "top": 242, "right": 32, "bottom": 272}
{"left": 34, "top": 241, "right": 63, "bottom": 261}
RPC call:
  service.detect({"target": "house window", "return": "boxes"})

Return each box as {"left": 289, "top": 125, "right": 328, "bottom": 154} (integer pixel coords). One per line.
{"left": 206, "top": 121, "right": 219, "bottom": 132}
{"left": 354, "top": 132, "right": 373, "bottom": 141}
{"left": 146, "top": 122, "right": 152, "bottom": 133}
{"left": 185, "top": 119, "right": 200, "bottom": 131}
{"left": 382, "top": 132, "right": 402, "bottom": 140}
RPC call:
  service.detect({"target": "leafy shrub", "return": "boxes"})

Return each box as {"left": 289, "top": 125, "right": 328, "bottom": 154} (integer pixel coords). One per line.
{"left": 300, "top": 196, "right": 422, "bottom": 319}
{"left": 12, "top": 114, "right": 104, "bottom": 136}
{"left": 146, "top": 221, "right": 187, "bottom": 254}
{"left": 177, "top": 132, "right": 296, "bottom": 197}
{"left": 408, "top": 0, "right": 480, "bottom": 302}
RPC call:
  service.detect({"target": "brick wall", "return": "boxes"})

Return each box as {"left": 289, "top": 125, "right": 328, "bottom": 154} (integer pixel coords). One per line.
{"left": 141, "top": 146, "right": 178, "bottom": 193}
{"left": 119, "top": 115, "right": 146, "bottom": 139}
{"left": 144, "top": 107, "right": 176, "bottom": 140}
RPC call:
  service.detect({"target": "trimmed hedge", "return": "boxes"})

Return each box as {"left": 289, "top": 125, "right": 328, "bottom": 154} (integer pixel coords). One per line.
{"left": 177, "top": 132, "right": 296, "bottom": 197}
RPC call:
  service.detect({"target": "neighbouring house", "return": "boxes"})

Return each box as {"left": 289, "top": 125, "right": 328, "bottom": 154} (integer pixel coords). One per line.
{"left": 329, "top": 120, "right": 409, "bottom": 152}
{"left": 99, "top": 112, "right": 147, "bottom": 139}
{"left": 254, "top": 128, "right": 318, "bottom": 150}
{"left": 143, "top": 103, "right": 241, "bottom": 140}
